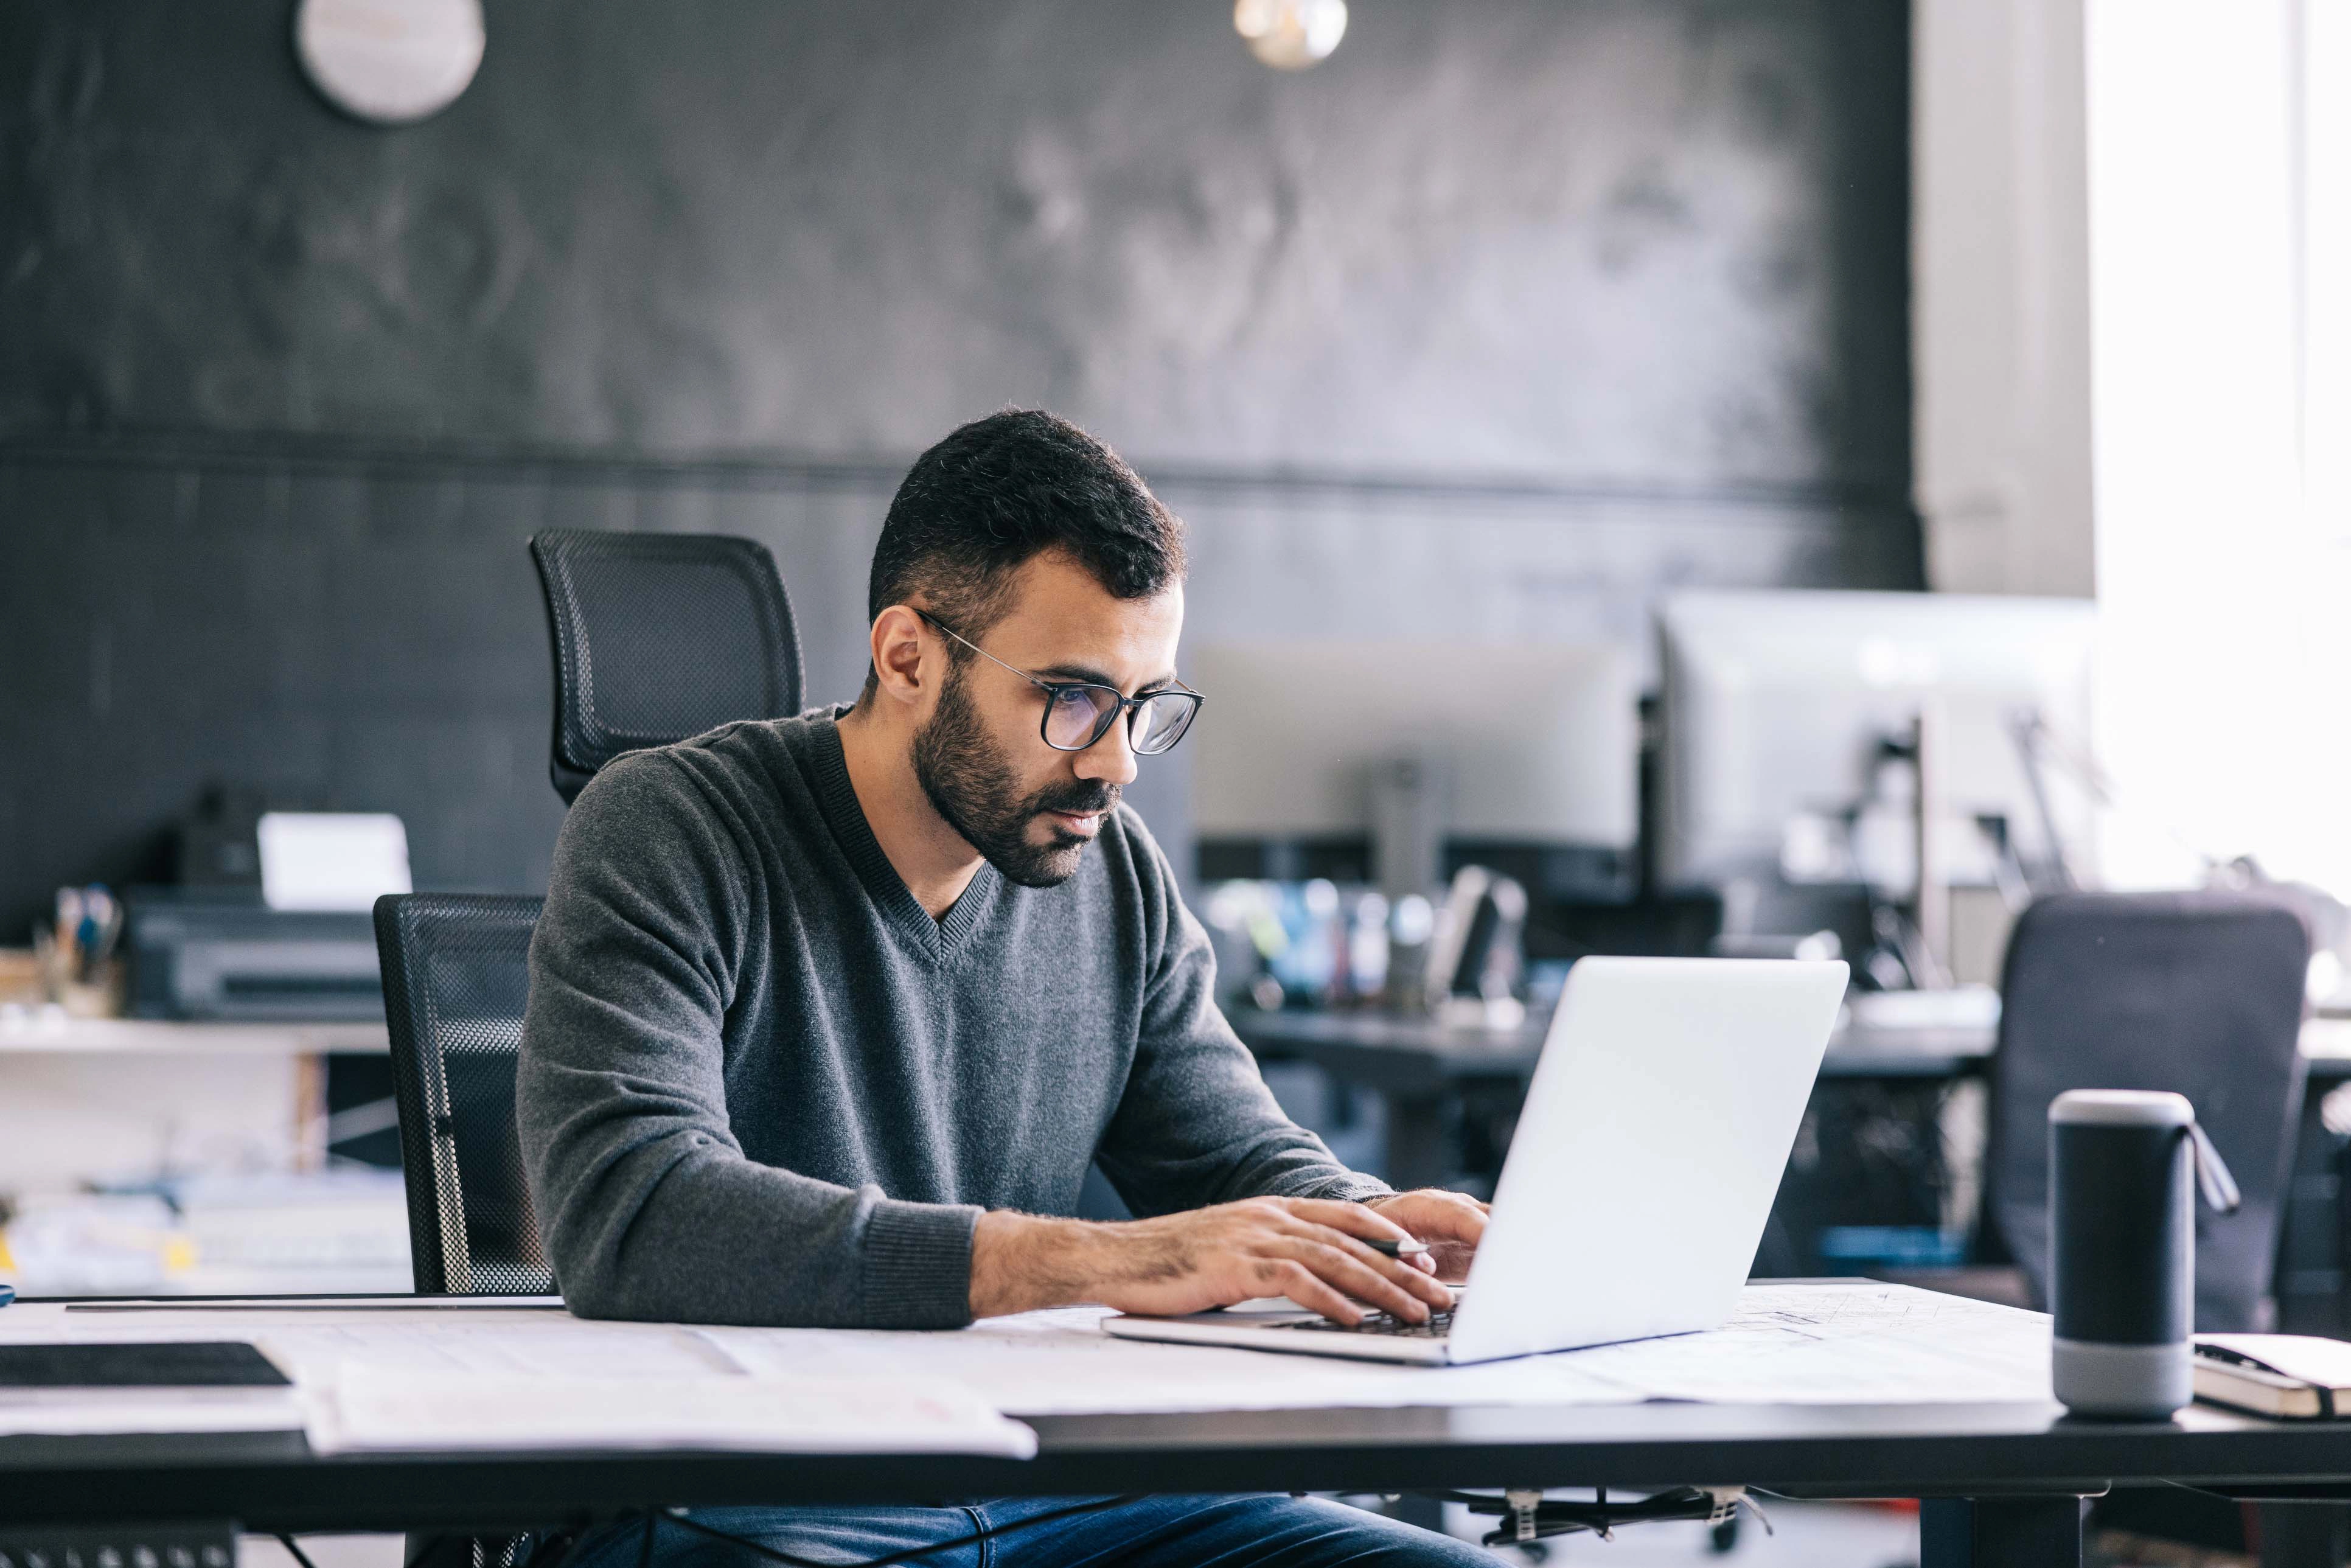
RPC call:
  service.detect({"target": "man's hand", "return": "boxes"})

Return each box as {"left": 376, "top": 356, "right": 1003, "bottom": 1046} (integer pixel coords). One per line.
{"left": 970, "top": 1197, "right": 1455, "bottom": 1325}
{"left": 1364, "top": 1188, "right": 1489, "bottom": 1284}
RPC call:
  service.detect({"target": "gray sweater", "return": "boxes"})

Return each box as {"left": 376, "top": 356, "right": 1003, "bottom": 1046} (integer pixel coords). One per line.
{"left": 517, "top": 710, "right": 1385, "bottom": 1329}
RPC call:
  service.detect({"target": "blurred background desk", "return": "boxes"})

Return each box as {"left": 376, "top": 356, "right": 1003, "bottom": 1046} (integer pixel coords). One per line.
{"left": 0, "top": 1016, "right": 405, "bottom": 1298}
{"left": 1235, "top": 1006, "right": 2351, "bottom": 1330}
{"left": 1234, "top": 1007, "right": 2004, "bottom": 1189}
{"left": 0, "top": 1016, "right": 388, "bottom": 1058}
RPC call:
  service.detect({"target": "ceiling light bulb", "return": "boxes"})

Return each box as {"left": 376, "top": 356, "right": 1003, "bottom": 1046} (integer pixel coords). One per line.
{"left": 1234, "top": 0, "right": 1348, "bottom": 70}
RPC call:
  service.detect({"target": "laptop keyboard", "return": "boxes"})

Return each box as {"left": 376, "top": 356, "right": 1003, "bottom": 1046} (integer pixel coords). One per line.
{"left": 1266, "top": 1307, "right": 1455, "bottom": 1339}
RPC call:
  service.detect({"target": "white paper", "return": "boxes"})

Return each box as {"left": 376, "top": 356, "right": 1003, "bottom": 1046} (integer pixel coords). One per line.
{"left": 0, "top": 1304, "right": 1031, "bottom": 1456}
{"left": 305, "top": 1368, "right": 1036, "bottom": 1457}
{"left": 1551, "top": 1281, "right": 2055, "bottom": 1404}
{"left": 258, "top": 812, "right": 412, "bottom": 911}
{"left": 0, "top": 1388, "right": 305, "bottom": 1437}
{"left": 251, "top": 1319, "right": 744, "bottom": 1385}
{"left": 708, "top": 1306, "right": 1645, "bottom": 1416}
{"left": 718, "top": 1285, "right": 2052, "bottom": 1414}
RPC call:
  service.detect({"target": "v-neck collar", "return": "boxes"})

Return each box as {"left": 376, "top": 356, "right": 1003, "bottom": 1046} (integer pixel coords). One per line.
{"left": 808, "top": 714, "right": 1003, "bottom": 960}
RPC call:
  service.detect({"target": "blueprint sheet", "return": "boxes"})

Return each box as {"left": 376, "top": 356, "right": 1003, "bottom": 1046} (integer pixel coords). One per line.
{"left": 709, "top": 1306, "right": 1645, "bottom": 1416}
{"left": 709, "top": 1281, "right": 2056, "bottom": 1415}
{"left": 1556, "top": 1281, "right": 2055, "bottom": 1404}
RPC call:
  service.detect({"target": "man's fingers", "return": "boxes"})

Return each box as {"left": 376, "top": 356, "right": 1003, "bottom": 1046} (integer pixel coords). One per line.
{"left": 1386, "top": 1194, "right": 1489, "bottom": 1244}
{"left": 1317, "top": 1227, "right": 1453, "bottom": 1307}
{"left": 1284, "top": 1239, "right": 1438, "bottom": 1322}
{"left": 1261, "top": 1258, "right": 1362, "bottom": 1325}
{"left": 1266, "top": 1207, "right": 1455, "bottom": 1308}
{"left": 1281, "top": 1198, "right": 1416, "bottom": 1244}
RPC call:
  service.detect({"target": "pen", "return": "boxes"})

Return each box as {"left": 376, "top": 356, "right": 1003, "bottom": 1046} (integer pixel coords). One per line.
{"left": 1365, "top": 1237, "right": 1428, "bottom": 1259}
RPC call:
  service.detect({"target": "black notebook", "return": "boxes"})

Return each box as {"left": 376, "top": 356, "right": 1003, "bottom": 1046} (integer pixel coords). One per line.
{"left": 2195, "top": 1335, "right": 2351, "bottom": 1420}
{"left": 0, "top": 1342, "right": 290, "bottom": 1390}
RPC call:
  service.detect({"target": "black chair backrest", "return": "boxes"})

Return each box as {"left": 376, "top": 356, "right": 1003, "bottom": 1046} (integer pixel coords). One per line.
{"left": 1988, "top": 890, "right": 2310, "bottom": 1331}
{"left": 530, "top": 529, "right": 803, "bottom": 804}
{"left": 374, "top": 893, "right": 553, "bottom": 1295}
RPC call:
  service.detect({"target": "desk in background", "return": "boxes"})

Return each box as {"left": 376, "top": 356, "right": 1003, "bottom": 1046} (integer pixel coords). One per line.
{"left": 0, "top": 1019, "right": 405, "bottom": 1296}
{"left": 0, "top": 1017, "right": 391, "bottom": 1183}
{"left": 0, "top": 1017, "right": 388, "bottom": 1057}
{"left": 1235, "top": 1008, "right": 2351, "bottom": 1329}
{"left": 1233, "top": 1008, "right": 2012, "bottom": 1187}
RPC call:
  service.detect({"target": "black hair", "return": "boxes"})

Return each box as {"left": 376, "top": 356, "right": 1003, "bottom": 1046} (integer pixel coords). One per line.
{"left": 863, "top": 411, "right": 1186, "bottom": 691}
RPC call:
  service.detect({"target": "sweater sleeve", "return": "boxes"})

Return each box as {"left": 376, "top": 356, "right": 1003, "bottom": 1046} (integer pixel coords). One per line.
{"left": 516, "top": 753, "right": 979, "bottom": 1328}
{"left": 1092, "top": 810, "right": 1393, "bottom": 1216}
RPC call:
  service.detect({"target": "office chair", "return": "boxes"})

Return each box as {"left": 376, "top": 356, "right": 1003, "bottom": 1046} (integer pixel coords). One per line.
{"left": 529, "top": 529, "right": 803, "bottom": 804}
{"left": 373, "top": 892, "right": 553, "bottom": 1296}
{"left": 1986, "top": 890, "right": 2310, "bottom": 1331}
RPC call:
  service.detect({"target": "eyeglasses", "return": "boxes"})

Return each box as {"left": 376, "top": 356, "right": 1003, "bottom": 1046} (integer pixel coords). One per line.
{"left": 914, "top": 610, "right": 1204, "bottom": 755}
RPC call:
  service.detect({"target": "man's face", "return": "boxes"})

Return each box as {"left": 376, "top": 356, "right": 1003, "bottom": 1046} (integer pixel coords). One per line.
{"left": 910, "top": 550, "right": 1185, "bottom": 887}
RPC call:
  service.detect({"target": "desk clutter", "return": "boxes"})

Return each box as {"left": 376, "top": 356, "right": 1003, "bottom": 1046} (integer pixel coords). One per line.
{"left": 0, "top": 1280, "right": 2054, "bottom": 1455}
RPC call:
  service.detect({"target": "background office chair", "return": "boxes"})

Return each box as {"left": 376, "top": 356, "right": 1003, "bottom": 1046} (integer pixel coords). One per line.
{"left": 374, "top": 892, "right": 553, "bottom": 1296}
{"left": 1987, "top": 890, "right": 2310, "bottom": 1331}
{"left": 530, "top": 529, "right": 803, "bottom": 804}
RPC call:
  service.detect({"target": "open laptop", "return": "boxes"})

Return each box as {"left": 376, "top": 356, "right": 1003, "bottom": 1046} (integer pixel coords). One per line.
{"left": 1104, "top": 956, "right": 1848, "bottom": 1365}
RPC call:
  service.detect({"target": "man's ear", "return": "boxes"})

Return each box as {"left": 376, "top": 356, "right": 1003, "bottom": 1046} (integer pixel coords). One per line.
{"left": 868, "top": 604, "right": 932, "bottom": 708}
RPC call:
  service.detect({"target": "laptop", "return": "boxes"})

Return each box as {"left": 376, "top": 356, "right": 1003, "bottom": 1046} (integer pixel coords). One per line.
{"left": 1103, "top": 956, "right": 1848, "bottom": 1365}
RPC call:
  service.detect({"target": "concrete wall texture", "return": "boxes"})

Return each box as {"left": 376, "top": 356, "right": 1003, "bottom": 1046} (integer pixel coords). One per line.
{"left": 0, "top": 0, "right": 1916, "bottom": 935}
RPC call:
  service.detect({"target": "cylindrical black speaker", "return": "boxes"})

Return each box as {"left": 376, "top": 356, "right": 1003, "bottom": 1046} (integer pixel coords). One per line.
{"left": 2050, "top": 1090, "right": 2192, "bottom": 1415}
{"left": 2049, "top": 1089, "right": 2240, "bottom": 1418}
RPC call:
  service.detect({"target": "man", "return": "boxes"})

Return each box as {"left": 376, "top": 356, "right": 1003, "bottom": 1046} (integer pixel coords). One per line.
{"left": 520, "top": 409, "right": 1490, "bottom": 1568}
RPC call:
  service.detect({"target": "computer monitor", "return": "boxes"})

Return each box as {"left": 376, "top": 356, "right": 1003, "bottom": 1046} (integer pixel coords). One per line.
{"left": 1656, "top": 590, "right": 2099, "bottom": 972}
{"left": 1189, "top": 641, "right": 1640, "bottom": 899}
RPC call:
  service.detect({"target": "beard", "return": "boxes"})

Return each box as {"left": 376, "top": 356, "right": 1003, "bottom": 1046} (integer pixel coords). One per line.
{"left": 911, "top": 663, "right": 1120, "bottom": 888}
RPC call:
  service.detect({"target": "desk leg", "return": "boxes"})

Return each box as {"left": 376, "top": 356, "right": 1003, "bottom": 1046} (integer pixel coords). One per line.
{"left": 293, "top": 1051, "right": 327, "bottom": 1171}
{"left": 1921, "top": 1497, "right": 2082, "bottom": 1568}
{"left": 1381, "top": 1093, "right": 1451, "bottom": 1191}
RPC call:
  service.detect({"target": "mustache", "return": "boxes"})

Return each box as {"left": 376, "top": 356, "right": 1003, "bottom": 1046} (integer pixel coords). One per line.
{"left": 1031, "top": 782, "right": 1120, "bottom": 818}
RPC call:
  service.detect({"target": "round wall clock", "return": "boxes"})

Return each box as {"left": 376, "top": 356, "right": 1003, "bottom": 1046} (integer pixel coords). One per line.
{"left": 294, "top": 0, "right": 486, "bottom": 125}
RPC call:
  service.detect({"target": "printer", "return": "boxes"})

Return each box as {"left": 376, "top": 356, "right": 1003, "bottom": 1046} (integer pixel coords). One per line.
{"left": 124, "top": 800, "right": 409, "bottom": 1021}
{"left": 125, "top": 890, "right": 385, "bottom": 1022}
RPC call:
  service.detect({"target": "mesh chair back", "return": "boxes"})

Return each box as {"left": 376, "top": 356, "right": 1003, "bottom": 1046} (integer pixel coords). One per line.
{"left": 374, "top": 893, "right": 553, "bottom": 1295}
{"left": 1988, "top": 890, "right": 2310, "bottom": 1331}
{"left": 530, "top": 529, "right": 803, "bottom": 804}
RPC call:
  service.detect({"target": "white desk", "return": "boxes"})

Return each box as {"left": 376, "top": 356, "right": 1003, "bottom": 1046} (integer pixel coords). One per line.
{"left": 0, "top": 1020, "right": 388, "bottom": 1208}
{"left": 0, "top": 1016, "right": 388, "bottom": 1056}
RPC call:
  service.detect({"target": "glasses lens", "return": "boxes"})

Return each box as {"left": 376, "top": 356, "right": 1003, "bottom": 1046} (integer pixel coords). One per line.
{"left": 1043, "top": 686, "right": 1118, "bottom": 750}
{"left": 1130, "top": 693, "right": 1199, "bottom": 755}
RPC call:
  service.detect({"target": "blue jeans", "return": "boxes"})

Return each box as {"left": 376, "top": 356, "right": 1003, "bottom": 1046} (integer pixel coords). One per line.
{"left": 566, "top": 1494, "right": 1492, "bottom": 1568}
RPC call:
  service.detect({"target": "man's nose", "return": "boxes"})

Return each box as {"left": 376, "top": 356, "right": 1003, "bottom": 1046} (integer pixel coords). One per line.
{"left": 1073, "top": 713, "right": 1140, "bottom": 788}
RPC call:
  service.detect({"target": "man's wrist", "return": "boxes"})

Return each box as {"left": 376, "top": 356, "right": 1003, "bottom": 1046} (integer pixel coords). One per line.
{"left": 969, "top": 1210, "right": 1103, "bottom": 1318}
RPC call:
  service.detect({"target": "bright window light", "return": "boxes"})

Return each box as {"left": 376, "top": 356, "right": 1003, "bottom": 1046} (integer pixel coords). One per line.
{"left": 2086, "top": 0, "right": 2351, "bottom": 898}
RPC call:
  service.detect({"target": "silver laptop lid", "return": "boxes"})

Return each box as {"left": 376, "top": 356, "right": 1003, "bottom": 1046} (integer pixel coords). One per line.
{"left": 1445, "top": 956, "right": 1847, "bottom": 1364}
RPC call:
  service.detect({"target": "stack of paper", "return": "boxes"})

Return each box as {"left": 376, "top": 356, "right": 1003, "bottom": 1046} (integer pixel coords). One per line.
{"left": 0, "top": 1386, "right": 306, "bottom": 1439}
{"left": 306, "top": 1368, "right": 1036, "bottom": 1457}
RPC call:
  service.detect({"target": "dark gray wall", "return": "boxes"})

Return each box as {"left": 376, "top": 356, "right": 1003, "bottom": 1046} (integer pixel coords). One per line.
{"left": 0, "top": 0, "right": 1914, "bottom": 935}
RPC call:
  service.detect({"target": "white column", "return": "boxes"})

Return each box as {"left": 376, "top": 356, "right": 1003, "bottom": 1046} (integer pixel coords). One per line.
{"left": 1912, "top": 0, "right": 2095, "bottom": 598}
